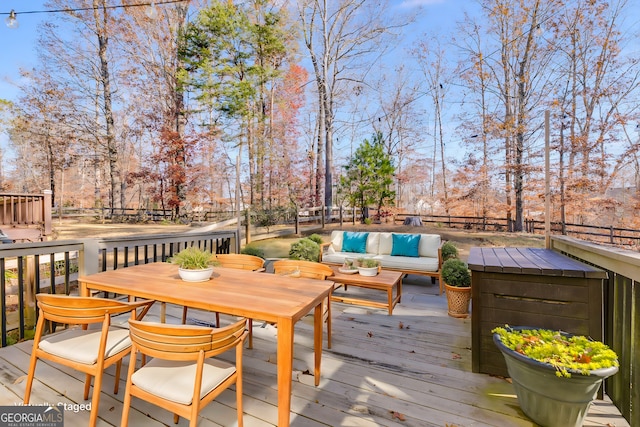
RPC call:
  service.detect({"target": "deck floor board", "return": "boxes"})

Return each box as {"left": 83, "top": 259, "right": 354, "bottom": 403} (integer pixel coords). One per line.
{"left": 0, "top": 277, "right": 629, "bottom": 427}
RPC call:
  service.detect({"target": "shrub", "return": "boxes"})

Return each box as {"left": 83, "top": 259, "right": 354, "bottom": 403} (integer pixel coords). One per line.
{"left": 441, "top": 241, "right": 458, "bottom": 261}
{"left": 307, "top": 233, "right": 323, "bottom": 245}
{"left": 241, "top": 245, "right": 265, "bottom": 258}
{"left": 289, "top": 238, "right": 320, "bottom": 261}
{"left": 441, "top": 258, "right": 471, "bottom": 287}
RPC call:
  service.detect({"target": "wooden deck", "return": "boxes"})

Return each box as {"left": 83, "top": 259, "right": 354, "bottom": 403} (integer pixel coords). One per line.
{"left": 0, "top": 276, "right": 629, "bottom": 426}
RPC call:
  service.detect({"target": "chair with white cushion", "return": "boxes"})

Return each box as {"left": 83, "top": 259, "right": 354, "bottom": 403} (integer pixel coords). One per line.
{"left": 121, "top": 318, "right": 248, "bottom": 427}
{"left": 24, "top": 294, "right": 153, "bottom": 427}
{"left": 272, "top": 259, "right": 334, "bottom": 348}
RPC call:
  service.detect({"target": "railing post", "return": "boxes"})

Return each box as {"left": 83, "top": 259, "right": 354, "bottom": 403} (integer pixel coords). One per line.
{"left": 42, "top": 190, "right": 52, "bottom": 236}
{"left": 339, "top": 206, "right": 343, "bottom": 227}
{"left": 610, "top": 226, "right": 614, "bottom": 244}
{"left": 295, "top": 206, "right": 300, "bottom": 235}
{"left": 321, "top": 205, "right": 326, "bottom": 228}
{"left": 79, "top": 239, "right": 100, "bottom": 276}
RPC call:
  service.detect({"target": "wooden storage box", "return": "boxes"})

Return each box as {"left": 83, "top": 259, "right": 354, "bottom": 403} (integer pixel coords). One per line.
{"left": 468, "top": 247, "right": 607, "bottom": 377}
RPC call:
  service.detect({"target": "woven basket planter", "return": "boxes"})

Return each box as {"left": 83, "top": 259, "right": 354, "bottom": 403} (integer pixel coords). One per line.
{"left": 444, "top": 283, "right": 471, "bottom": 318}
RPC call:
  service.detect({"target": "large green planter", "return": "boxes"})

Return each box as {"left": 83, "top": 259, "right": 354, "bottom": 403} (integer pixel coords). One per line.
{"left": 493, "top": 328, "right": 618, "bottom": 427}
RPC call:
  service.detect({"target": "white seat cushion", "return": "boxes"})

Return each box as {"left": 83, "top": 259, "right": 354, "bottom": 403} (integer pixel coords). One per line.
{"left": 39, "top": 327, "right": 131, "bottom": 365}
{"left": 375, "top": 255, "right": 439, "bottom": 272}
{"left": 131, "top": 358, "right": 235, "bottom": 405}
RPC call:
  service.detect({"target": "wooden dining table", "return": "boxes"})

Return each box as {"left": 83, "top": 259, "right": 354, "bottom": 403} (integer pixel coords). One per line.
{"left": 78, "top": 262, "right": 334, "bottom": 427}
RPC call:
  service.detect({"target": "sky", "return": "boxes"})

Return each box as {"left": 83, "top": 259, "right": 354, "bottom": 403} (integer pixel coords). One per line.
{"left": 3, "top": 0, "right": 638, "bottom": 166}
{"left": 0, "top": 0, "right": 475, "bottom": 162}
{"left": 0, "top": 0, "right": 469, "bottom": 102}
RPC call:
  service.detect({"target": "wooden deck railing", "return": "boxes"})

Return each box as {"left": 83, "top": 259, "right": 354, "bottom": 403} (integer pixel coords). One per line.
{"left": 0, "top": 191, "right": 52, "bottom": 242}
{"left": 0, "top": 229, "right": 237, "bottom": 347}
{"left": 550, "top": 235, "right": 638, "bottom": 426}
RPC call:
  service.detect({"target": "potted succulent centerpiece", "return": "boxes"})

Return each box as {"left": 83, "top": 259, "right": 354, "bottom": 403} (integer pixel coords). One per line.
{"left": 441, "top": 258, "right": 471, "bottom": 318}
{"left": 357, "top": 257, "right": 380, "bottom": 276}
{"left": 171, "top": 246, "right": 218, "bottom": 282}
{"left": 492, "top": 325, "right": 619, "bottom": 427}
{"left": 339, "top": 258, "right": 359, "bottom": 274}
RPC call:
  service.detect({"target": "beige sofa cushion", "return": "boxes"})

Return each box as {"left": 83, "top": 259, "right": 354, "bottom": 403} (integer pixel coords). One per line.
{"left": 418, "top": 234, "right": 441, "bottom": 258}
{"left": 329, "top": 230, "right": 379, "bottom": 255}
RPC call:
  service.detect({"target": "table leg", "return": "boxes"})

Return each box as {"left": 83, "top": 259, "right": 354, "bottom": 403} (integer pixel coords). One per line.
{"left": 277, "top": 318, "right": 294, "bottom": 427}
{"left": 314, "top": 302, "right": 323, "bottom": 382}
{"left": 79, "top": 282, "right": 89, "bottom": 297}
{"left": 387, "top": 288, "right": 393, "bottom": 315}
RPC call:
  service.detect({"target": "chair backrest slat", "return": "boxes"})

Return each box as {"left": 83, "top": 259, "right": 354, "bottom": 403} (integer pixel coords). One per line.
{"left": 36, "top": 294, "right": 142, "bottom": 324}
{"left": 214, "top": 254, "right": 264, "bottom": 271}
{"left": 128, "top": 318, "right": 247, "bottom": 360}
{"left": 273, "top": 259, "right": 334, "bottom": 280}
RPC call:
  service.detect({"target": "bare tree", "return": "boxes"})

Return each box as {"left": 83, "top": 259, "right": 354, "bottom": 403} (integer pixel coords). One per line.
{"left": 296, "top": 0, "right": 408, "bottom": 217}
{"left": 371, "top": 65, "right": 425, "bottom": 210}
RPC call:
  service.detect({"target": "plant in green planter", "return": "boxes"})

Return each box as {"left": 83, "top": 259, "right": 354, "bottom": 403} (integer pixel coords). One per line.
{"left": 492, "top": 326, "right": 618, "bottom": 378}
{"left": 492, "top": 325, "right": 619, "bottom": 427}
{"left": 440, "top": 241, "right": 458, "bottom": 261}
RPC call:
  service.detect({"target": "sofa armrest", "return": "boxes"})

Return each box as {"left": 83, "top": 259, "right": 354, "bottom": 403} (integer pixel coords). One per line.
{"left": 319, "top": 242, "right": 332, "bottom": 262}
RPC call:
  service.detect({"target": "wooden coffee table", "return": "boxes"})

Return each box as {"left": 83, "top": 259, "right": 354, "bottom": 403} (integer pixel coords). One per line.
{"left": 329, "top": 266, "right": 402, "bottom": 315}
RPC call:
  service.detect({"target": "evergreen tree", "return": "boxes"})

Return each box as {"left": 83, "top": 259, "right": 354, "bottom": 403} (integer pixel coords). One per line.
{"left": 340, "top": 132, "right": 395, "bottom": 222}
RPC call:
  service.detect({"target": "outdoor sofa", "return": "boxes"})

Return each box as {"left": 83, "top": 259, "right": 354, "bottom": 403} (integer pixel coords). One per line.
{"left": 320, "top": 230, "right": 444, "bottom": 294}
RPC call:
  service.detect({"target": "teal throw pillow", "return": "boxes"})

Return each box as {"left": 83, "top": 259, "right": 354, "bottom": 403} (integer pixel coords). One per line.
{"left": 342, "top": 232, "right": 369, "bottom": 253}
{"left": 391, "top": 233, "right": 420, "bottom": 257}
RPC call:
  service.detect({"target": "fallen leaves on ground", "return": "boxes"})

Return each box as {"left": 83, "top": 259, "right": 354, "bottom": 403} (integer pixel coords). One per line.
{"left": 389, "top": 410, "right": 406, "bottom": 421}
{"left": 451, "top": 352, "right": 462, "bottom": 360}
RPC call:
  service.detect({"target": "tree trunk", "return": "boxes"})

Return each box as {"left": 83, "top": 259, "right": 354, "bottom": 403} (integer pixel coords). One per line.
{"left": 93, "top": 0, "right": 120, "bottom": 213}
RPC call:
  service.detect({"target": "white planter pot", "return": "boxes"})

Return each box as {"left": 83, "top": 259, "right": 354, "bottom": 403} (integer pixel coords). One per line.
{"left": 178, "top": 267, "right": 213, "bottom": 282}
{"left": 358, "top": 266, "right": 379, "bottom": 277}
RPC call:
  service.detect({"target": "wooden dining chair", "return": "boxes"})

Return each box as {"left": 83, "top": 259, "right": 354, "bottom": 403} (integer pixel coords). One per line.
{"left": 24, "top": 294, "right": 153, "bottom": 427}
{"left": 272, "top": 259, "right": 335, "bottom": 348}
{"left": 121, "top": 318, "right": 248, "bottom": 427}
{"left": 213, "top": 253, "right": 266, "bottom": 272}
{"left": 181, "top": 253, "right": 265, "bottom": 348}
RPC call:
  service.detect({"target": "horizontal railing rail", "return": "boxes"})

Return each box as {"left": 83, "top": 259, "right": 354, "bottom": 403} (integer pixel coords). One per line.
{"left": 550, "top": 235, "right": 638, "bottom": 426}
{"left": 0, "top": 229, "right": 238, "bottom": 347}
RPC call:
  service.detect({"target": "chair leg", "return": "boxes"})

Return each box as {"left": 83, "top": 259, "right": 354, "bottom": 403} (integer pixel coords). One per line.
{"left": 83, "top": 373, "right": 92, "bottom": 400}
{"left": 182, "top": 306, "right": 188, "bottom": 324}
{"left": 236, "top": 369, "right": 244, "bottom": 427}
{"left": 114, "top": 360, "right": 122, "bottom": 394}
{"left": 215, "top": 312, "right": 220, "bottom": 328}
{"left": 89, "top": 374, "right": 102, "bottom": 427}
{"left": 326, "top": 297, "right": 332, "bottom": 349}
{"left": 23, "top": 357, "right": 37, "bottom": 404}
{"left": 173, "top": 413, "right": 179, "bottom": 424}
{"left": 247, "top": 319, "right": 253, "bottom": 349}
{"left": 25, "top": 316, "right": 45, "bottom": 404}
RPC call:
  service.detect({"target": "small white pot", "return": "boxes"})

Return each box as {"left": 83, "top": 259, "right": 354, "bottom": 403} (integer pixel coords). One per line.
{"left": 178, "top": 267, "right": 214, "bottom": 282}
{"left": 358, "top": 266, "right": 379, "bottom": 277}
